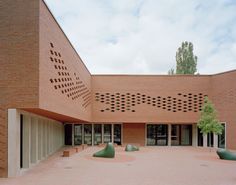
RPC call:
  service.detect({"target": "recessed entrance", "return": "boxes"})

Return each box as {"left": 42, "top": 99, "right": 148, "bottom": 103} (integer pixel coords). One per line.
{"left": 147, "top": 124, "right": 168, "bottom": 146}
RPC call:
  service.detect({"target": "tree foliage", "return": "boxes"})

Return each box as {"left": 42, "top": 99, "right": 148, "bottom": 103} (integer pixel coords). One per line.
{"left": 197, "top": 97, "right": 223, "bottom": 136}
{"left": 176, "top": 41, "right": 197, "bottom": 74}
{"left": 168, "top": 68, "right": 175, "bottom": 75}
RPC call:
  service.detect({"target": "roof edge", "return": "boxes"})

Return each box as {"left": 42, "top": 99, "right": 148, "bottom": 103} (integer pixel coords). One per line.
{"left": 42, "top": 0, "right": 91, "bottom": 75}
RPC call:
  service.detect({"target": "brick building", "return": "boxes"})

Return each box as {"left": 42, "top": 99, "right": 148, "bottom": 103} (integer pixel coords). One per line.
{"left": 0, "top": 0, "right": 235, "bottom": 177}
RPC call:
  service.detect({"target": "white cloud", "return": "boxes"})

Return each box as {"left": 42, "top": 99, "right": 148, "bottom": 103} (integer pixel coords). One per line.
{"left": 45, "top": 0, "right": 236, "bottom": 74}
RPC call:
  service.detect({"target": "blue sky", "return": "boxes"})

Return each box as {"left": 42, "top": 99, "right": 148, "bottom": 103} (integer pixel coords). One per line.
{"left": 44, "top": 0, "right": 236, "bottom": 74}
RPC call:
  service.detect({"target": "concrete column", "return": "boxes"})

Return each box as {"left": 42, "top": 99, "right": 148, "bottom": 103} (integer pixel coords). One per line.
{"left": 168, "top": 124, "right": 171, "bottom": 146}
{"left": 47, "top": 121, "right": 50, "bottom": 155}
{"left": 203, "top": 134, "right": 208, "bottom": 147}
{"left": 91, "top": 124, "right": 94, "bottom": 146}
{"left": 111, "top": 124, "right": 114, "bottom": 144}
{"left": 214, "top": 134, "right": 218, "bottom": 148}
{"left": 82, "top": 124, "right": 85, "bottom": 144}
{"left": 43, "top": 120, "right": 46, "bottom": 158}
{"left": 37, "top": 119, "right": 42, "bottom": 160}
{"left": 192, "top": 124, "right": 197, "bottom": 147}
{"left": 8, "top": 109, "right": 21, "bottom": 177}
{"left": 30, "top": 117, "right": 38, "bottom": 164}
{"left": 101, "top": 124, "right": 104, "bottom": 144}
{"left": 72, "top": 124, "right": 75, "bottom": 146}
{"left": 22, "top": 115, "right": 31, "bottom": 168}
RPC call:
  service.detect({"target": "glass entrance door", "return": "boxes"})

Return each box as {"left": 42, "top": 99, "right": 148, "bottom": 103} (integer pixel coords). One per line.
{"left": 147, "top": 124, "right": 168, "bottom": 146}
{"left": 171, "top": 125, "right": 180, "bottom": 145}
{"left": 171, "top": 125, "right": 192, "bottom": 146}
{"left": 114, "top": 124, "right": 122, "bottom": 145}
{"left": 74, "top": 124, "right": 82, "bottom": 145}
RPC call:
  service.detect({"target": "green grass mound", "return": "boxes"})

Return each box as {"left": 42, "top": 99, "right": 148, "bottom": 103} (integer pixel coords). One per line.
{"left": 216, "top": 149, "right": 236, "bottom": 160}
{"left": 125, "top": 144, "right": 139, "bottom": 152}
{"left": 93, "top": 142, "right": 115, "bottom": 158}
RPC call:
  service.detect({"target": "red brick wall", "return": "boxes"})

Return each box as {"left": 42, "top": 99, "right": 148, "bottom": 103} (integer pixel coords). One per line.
{"left": 0, "top": 0, "right": 39, "bottom": 177}
{"left": 38, "top": 1, "right": 92, "bottom": 121}
{"left": 123, "top": 123, "right": 145, "bottom": 146}
{"left": 211, "top": 71, "right": 236, "bottom": 149}
{"left": 92, "top": 75, "right": 211, "bottom": 123}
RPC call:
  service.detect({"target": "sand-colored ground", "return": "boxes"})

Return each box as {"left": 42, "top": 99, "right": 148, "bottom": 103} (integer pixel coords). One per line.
{"left": 0, "top": 146, "right": 236, "bottom": 185}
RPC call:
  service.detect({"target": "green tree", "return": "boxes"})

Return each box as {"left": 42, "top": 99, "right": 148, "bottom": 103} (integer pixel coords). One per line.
{"left": 176, "top": 41, "right": 197, "bottom": 74}
{"left": 197, "top": 97, "right": 223, "bottom": 148}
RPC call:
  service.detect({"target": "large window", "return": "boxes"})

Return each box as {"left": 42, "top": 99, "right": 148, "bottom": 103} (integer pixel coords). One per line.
{"left": 104, "top": 124, "right": 112, "bottom": 143}
{"left": 171, "top": 125, "right": 180, "bottom": 146}
{"left": 94, "top": 124, "right": 102, "bottom": 145}
{"left": 181, "top": 125, "right": 192, "bottom": 145}
{"left": 84, "top": 124, "right": 92, "bottom": 145}
{"left": 171, "top": 125, "right": 192, "bottom": 146}
{"left": 147, "top": 124, "right": 168, "bottom": 146}
{"left": 74, "top": 124, "right": 82, "bottom": 145}
{"left": 197, "top": 127, "right": 203, "bottom": 146}
{"left": 218, "top": 123, "right": 226, "bottom": 148}
{"left": 114, "top": 124, "right": 122, "bottom": 145}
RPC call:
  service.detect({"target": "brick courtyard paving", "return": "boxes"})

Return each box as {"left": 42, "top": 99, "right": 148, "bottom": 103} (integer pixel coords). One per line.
{"left": 0, "top": 146, "right": 236, "bottom": 185}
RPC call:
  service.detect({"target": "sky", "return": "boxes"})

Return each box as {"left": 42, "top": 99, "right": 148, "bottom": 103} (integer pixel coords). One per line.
{"left": 44, "top": 0, "right": 236, "bottom": 75}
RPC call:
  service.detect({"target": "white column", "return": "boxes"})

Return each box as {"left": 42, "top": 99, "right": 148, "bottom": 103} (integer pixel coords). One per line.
{"left": 30, "top": 117, "right": 38, "bottom": 164}
{"left": 192, "top": 124, "right": 197, "bottom": 147}
{"left": 203, "top": 134, "right": 208, "bottom": 147}
{"left": 82, "top": 124, "right": 84, "bottom": 144}
{"left": 43, "top": 120, "right": 46, "bottom": 158}
{"left": 22, "top": 115, "right": 31, "bottom": 168}
{"left": 214, "top": 134, "right": 218, "bottom": 148}
{"left": 168, "top": 124, "right": 171, "bottom": 146}
{"left": 111, "top": 124, "right": 114, "bottom": 143}
{"left": 37, "top": 119, "right": 42, "bottom": 160}
{"left": 101, "top": 124, "right": 104, "bottom": 144}
{"left": 91, "top": 124, "right": 94, "bottom": 146}
{"left": 8, "top": 109, "right": 21, "bottom": 177}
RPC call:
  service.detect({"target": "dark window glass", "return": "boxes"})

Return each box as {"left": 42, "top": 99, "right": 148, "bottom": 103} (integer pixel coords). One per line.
{"left": 218, "top": 124, "right": 225, "bottom": 148}
{"left": 94, "top": 124, "right": 102, "bottom": 145}
{"left": 104, "top": 124, "right": 112, "bottom": 143}
{"left": 74, "top": 124, "right": 82, "bottom": 145}
{"left": 114, "top": 124, "right": 122, "bottom": 145}
{"left": 84, "top": 124, "right": 92, "bottom": 145}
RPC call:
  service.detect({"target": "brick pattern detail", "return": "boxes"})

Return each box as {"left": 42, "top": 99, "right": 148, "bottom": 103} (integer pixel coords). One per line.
{"left": 95, "top": 92, "right": 207, "bottom": 113}
{"left": 48, "top": 43, "right": 91, "bottom": 108}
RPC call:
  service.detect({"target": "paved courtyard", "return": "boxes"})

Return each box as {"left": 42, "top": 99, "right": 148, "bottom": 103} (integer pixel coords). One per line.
{"left": 0, "top": 146, "right": 236, "bottom": 185}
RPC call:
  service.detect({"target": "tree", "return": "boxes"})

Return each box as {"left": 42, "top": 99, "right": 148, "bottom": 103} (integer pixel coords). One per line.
{"left": 176, "top": 41, "right": 197, "bottom": 74}
{"left": 197, "top": 97, "right": 223, "bottom": 149}
{"left": 168, "top": 68, "right": 175, "bottom": 75}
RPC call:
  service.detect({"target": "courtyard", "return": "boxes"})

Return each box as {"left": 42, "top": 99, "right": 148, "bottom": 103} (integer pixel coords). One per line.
{"left": 0, "top": 146, "right": 235, "bottom": 185}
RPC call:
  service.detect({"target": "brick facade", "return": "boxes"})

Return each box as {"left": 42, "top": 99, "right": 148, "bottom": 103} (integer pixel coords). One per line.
{"left": 0, "top": 0, "right": 235, "bottom": 177}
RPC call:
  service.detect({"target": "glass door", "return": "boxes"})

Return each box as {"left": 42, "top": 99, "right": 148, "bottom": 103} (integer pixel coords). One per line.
{"left": 64, "top": 124, "right": 72, "bottom": 145}
{"left": 147, "top": 124, "right": 168, "bottom": 146}
{"left": 103, "top": 124, "right": 112, "bottom": 143}
{"left": 181, "top": 125, "right": 192, "bottom": 145}
{"left": 94, "top": 124, "right": 102, "bottom": 145}
{"left": 114, "top": 124, "right": 122, "bottom": 145}
{"left": 171, "top": 125, "right": 180, "bottom": 145}
{"left": 197, "top": 127, "right": 203, "bottom": 146}
{"left": 218, "top": 123, "right": 225, "bottom": 148}
{"left": 84, "top": 124, "right": 92, "bottom": 145}
{"left": 156, "top": 125, "right": 168, "bottom": 146}
{"left": 74, "top": 124, "right": 82, "bottom": 145}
